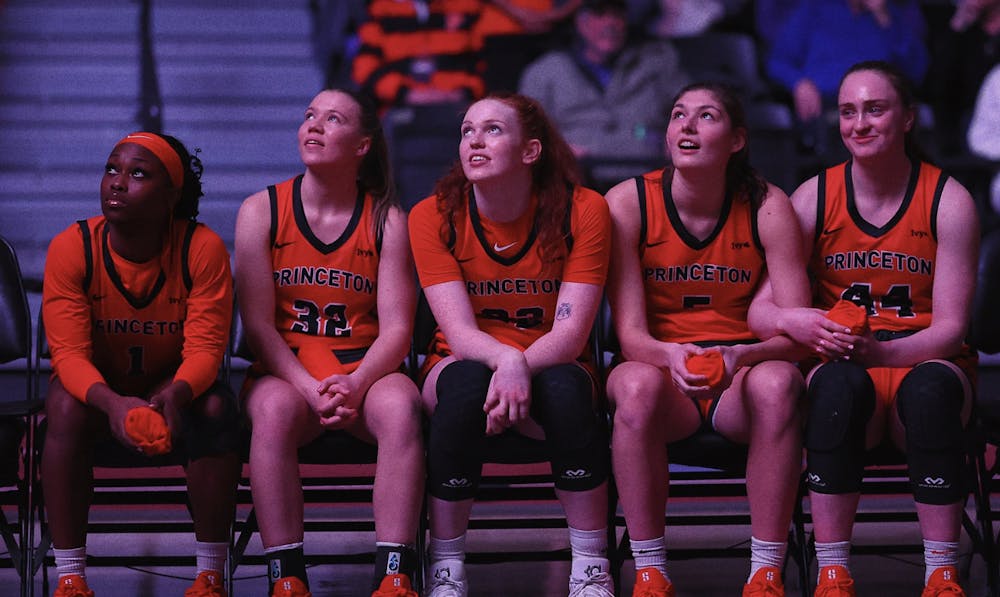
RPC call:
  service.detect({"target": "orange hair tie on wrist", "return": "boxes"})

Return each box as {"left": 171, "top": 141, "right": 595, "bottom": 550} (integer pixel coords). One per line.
{"left": 686, "top": 350, "right": 725, "bottom": 388}
{"left": 116, "top": 132, "right": 184, "bottom": 189}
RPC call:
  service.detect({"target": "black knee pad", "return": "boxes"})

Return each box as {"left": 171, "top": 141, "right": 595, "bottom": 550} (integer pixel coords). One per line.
{"left": 530, "top": 364, "right": 609, "bottom": 492}
{"left": 427, "top": 360, "right": 491, "bottom": 501}
{"left": 805, "top": 361, "right": 875, "bottom": 494}
{"left": 184, "top": 381, "right": 242, "bottom": 461}
{"left": 896, "top": 362, "right": 966, "bottom": 505}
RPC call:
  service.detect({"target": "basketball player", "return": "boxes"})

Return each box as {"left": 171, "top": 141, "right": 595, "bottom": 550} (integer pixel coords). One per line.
{"left": 603, "top": 82, "right": 812, "bottom": 596}
{"left": 409, "top": 92, "right": 614, "bottom": 597}
{"left": 234, "top": 89, "right": 424, "bottom": 597}
{"left": 42, "top": 132, "right": 240, "bottom": 597}
{"left": 750, "top": 61, "right": 980, "bottom": 596}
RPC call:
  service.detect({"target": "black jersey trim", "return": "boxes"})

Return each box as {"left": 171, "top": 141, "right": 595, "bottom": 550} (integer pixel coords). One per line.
{"left": 930, "top": 168, "right": 948, "bottom": 242}
{"left": 467, "top": 188, "right": 540, "bottom": 266}
{"left": 101, "top": 224, "right": 167, "bottom": 309}
{"left": 636, "top": 175, "right": 648, "bottom": 254}
{"left": 750, "top": 201, "right": 763, "bottom": 255}
{"left": 815, "top": 169, "right": 827, "bottom": 245}
{"left": 76, "top": 220, "right": 93, "bottom": 293}
{"left": 663, "top": 174, "right": 734, "bottom": 250}
{"left": 844, "top": 157, "right": 920, "bottom": 238}
{"left": 267, "top": 184, "right": 279, "bottom": 248}
{"left": 291, "top": 174, "right": 365, "bottom": 255}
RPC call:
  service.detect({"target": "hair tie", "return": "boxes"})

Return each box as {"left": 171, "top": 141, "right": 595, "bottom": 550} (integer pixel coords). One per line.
{"left": 115, "top": 132, "right": 184, "bottom": 189}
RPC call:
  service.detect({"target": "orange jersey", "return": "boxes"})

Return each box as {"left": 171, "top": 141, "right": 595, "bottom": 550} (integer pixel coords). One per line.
{"left": 264, "top": 175, "right": 381, "bottom": 377}
{"left": 810, "top": 160, "right": 943, "bottom": 334}
{"left": 409, "top": 187, "right": 610, "bottom": 356}
{"left": 634, "top": 169, "right": 765, "bottom": 344}
{"left": 42, "top": 217, "right": 232, "bottom": 401}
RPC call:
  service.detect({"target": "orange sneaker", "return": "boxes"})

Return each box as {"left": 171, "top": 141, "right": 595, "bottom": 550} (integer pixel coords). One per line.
{"left": 53, "top": 574, "right": 94, "bottom": 597}
{"left": 271, "top": 576, "right": 312, "bottom": 597}
{"left": 815, "top": 566, "right": 855, "bottom": 597}
{"left": 633, "top": 567, "right": 675, "bottom": 597}
{"left": 743, "top": 566, "right": 784, "bottom": 596}
{"left": 372, "top": 573, "right": 418, "bottom": 597}
{"left": 185, "top": 571, "right": 227, "bottom": 597}
{"left": 921, "top": 566, "right": 965, "bottom": 596}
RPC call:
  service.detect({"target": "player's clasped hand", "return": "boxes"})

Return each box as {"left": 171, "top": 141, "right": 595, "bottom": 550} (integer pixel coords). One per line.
{"left": 483, "top": 356, "right": 531, "bottom": 435}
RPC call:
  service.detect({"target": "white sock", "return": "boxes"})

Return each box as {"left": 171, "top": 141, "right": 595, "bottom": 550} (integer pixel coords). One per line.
{"left": 569, "top": 526, "right": 609, "bottom": 579}
{"left": 748, "top": 536, "right": 786, "bottom": 581}
{"left": 923, "top": 539, "right": 959, "bottom": 583}
{"left": 815, "top": 540, "right": 851, "bottom": 580}
{"left": 428, "top": 534, "right": 466, "bottom": 581}
{"left": 630, "top": 536, "right": 668, "bottom": 578}
{"left": 54, "top": 546, "right": 86, "bottom": 579}
{"left": 196, "top": 541, "right": 228, "bottom": 576}
{"left": 263, "top": 541, "right": 304, "bottom": 555}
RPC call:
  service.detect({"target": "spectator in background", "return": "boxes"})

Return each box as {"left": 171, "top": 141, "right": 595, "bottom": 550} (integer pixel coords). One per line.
{"left": 967, "top": 59, "right": 1000, "bottom": 222}
{"left": 519, "top": 0, "right": 690, "bottom": 190}
{"left": 625, "top": 0, "right": 749, "bottom": 39}
{"left": 478, "top": 0, "right": 582, "bottom": 92}
{"left": 765, "top": 0, "right": 928, "bottom": 162}
{"left": 922, "top": 0, "right": 1000, "bottom": 158}
{"left": 752, "top": 0, "right": 798, "bottom": 56}
{"left": 352, "top": 0, "right": 486, "bottom": 113}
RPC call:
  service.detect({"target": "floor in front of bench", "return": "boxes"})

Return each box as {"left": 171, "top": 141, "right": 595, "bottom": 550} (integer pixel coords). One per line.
{"left": 3, "top": 488, "right": 996, "bottom": 597}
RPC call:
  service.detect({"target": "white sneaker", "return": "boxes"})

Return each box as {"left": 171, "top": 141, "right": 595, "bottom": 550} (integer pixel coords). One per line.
{"left": 426, "top": 563, "right": 468, "bottom": 597}
{"left": 568, "top": 562, "right": 615, "bottom": 597}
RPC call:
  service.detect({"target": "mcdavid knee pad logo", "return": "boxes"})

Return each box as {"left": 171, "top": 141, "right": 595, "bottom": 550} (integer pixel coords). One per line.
{"left": 920, "top": 476, "right": 948, "bottom": 489}
{"left": 562, "top": 468, "right": 591, "bottom": 480}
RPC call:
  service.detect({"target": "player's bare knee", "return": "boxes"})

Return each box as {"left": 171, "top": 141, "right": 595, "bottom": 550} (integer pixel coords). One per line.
{"left": 746, "top": 365, "right": 803, "bottom": 421}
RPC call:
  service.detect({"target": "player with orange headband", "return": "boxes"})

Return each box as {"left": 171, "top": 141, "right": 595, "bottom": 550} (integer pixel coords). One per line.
{"left": 41, "top": 132, "right": 240, "bottom": 597}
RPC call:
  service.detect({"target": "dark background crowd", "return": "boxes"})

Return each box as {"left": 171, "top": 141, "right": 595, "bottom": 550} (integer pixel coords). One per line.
{"left": 313, "top": 0, "right": 1000, "bottom": 231}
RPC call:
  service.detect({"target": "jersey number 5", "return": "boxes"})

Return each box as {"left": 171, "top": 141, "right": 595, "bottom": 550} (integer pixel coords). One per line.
{"left": 291, "top": 299, "right": 353, "bottom": 337}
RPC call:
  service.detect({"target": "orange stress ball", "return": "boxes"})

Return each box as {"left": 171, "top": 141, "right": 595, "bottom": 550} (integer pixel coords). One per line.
{"left": 124, "top": 407, "right": 172, "bottom": 456}
{"left": 686, "top": 350, "right": 725, "bottom": 388}
{"left": 825, "top": 299, "right": 868, "bottom": 335}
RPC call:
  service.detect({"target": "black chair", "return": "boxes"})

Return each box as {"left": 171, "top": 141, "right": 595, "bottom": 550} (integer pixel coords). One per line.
{"left": 0, "top": 236, "right": 43, "bottom": 597}
{"left": 964, "top": 227, "right": 1000, "bottom": 596}
{"left": 383, "top": 104, "right": 466, "bottom": 211}
{"left": 594, "top": 300, "right": 812, "bottom": 594}
{"left": 672, "top": 32, "right": 771, "bottom": 101}
{"left": 746, "top": 101, "right": 799, "bottom": 194}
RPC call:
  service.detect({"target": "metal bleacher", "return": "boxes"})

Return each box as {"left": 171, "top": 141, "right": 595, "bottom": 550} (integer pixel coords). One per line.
{"left": 0, "top": 0, "right": 319, "bottom": 299}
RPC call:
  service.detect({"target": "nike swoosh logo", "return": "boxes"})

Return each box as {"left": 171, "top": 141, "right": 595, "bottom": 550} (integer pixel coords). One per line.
{"left": 646, "top": 240, "right": 669, "bottom": 248}
{"left": 273, "top": 241, "right": 294, "bottom": 249}
{"left": 822, "top": 226, "right": 844, "bottom": 235}
{"left": 493, "top": 241, "right": 517, "bottom": 252}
